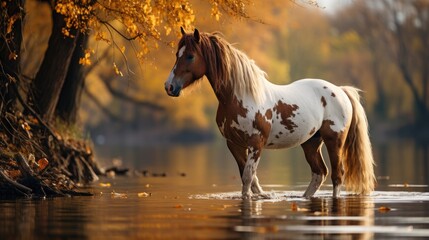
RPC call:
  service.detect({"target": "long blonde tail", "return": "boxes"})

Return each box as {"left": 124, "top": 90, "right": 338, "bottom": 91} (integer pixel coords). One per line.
{"left": 341, "top": 86, "right": 376, "bottom": 194}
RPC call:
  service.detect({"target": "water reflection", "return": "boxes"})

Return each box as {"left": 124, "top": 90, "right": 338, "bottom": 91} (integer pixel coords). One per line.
{"left": 0, "top": 139, "right": 428, "bottom": 239}
{"left": 95, "top": 139, "right": 429, "bottom": 189}
{"left": 2, "top": 180, "right": 429, "bottom": 239}
{"left": 0, "top": 198, "right": 89, "bottom": 239}
{"left": 234, "top": 196, "right": 375, "bottom": 239}
{"left": 374, "top": 139, "right": 429, "bottom": 186}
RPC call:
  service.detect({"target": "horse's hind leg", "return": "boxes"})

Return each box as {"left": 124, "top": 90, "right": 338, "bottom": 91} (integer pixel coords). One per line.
{"left": 227, "top": 141, "right": 265, "bottom": 196}
{"left": 320, "top": 123, "right": 347, "bottom": 198}
{"left": 301, "top": 132, "right": 328, "bottom": 198}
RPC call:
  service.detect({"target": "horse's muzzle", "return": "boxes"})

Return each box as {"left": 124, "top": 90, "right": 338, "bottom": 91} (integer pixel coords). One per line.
{"left": 165, "top": 83, "right": 181, "bottom": 97}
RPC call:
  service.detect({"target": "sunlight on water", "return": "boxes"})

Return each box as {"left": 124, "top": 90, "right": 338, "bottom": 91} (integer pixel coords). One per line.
{"left": 192, "top": 190, "right": 429, "bottom": 202}
{"left": 1, "top": 140, "right": 428, "bottom": 239}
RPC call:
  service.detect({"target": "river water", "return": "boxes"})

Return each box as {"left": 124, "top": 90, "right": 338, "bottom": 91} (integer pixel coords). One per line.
{"left": 1, "top": 139, "right": 429, "bottom": 239}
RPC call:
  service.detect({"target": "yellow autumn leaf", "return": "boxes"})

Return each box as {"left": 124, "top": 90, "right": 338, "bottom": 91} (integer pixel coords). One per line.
{"left": 138, "top": 192, "right": 150, "bottom": 197}
{"left": 113, "top": 62, "right": 123, "bottom": 76}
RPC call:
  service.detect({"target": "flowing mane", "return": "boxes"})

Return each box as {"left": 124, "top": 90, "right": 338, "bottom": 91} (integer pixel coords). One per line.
{"left": 179, "top": 32, "right": 268, "bottom": 103}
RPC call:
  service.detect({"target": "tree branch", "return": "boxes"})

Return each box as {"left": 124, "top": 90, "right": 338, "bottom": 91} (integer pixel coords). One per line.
{"left": 101, "top": 78, "right": 164, "bottom": 111}
{"left": 82, "top": 87, "right": 126, "bottom": 122}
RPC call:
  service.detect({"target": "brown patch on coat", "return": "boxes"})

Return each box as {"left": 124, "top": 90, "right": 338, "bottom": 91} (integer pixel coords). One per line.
{"left": 216, "top": 97, "right": 248, "bottom": 125}
{"left": 265, "top": 109, "right": 273, "bottom": 120}
{"left": 320, "top": 120, "right": 343, "bottom": 148}
{"left": 321, "top": 96, "right": 327, "bottom": 107}
{"left": 253, "top": 111, "right": 272, "bottom": 139}
{"left": 331, "top": 92, "right": 336, "bottom": 97}
{"left": 233, "top": 98, "right": 248, "bottom": 122}
{"left": 323, "top": 86, "right": 327, "bottom": 89}
{"left": 321, "top": 119, "right": 335, "bottom": 130}
{"left": 248, "top": 134, "right": 266, "bottom": 154}
{"left": 216, "top": 96, "right": 250, "bottom": 146}
{"left": 273, "top": 100, "right": 299, "bottom": 133}
{"left": 309, "top": 127, "right": 316, "bottom": 136}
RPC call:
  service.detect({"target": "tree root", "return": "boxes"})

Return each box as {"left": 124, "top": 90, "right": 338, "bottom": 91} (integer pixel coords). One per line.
{"left": 0, "top": 105, "right": 98, "bottom": 198}
{"left": 0, "top": 169, "right": 32, "bottom": 197}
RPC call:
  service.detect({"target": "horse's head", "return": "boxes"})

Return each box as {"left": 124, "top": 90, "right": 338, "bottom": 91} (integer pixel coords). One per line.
{"left": 164, "top": 27, "right": 207, "bottom": 97}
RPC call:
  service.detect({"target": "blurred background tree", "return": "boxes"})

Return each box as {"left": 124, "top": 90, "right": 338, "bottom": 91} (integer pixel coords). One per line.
{"left": 84, "top": 0, "right": 429, "bottom": 145}
{"left": 2, "top": 0, "right": 427, "bottom": 146}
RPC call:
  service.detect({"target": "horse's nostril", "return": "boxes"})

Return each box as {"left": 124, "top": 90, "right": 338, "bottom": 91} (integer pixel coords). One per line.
{"left": 169, "top": 85, "right": 174, "bottom": 92}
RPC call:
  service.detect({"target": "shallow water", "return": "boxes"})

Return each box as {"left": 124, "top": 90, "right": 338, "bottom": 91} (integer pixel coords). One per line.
{"left": 1, "top": 140, "right": 429, "bottom": 239}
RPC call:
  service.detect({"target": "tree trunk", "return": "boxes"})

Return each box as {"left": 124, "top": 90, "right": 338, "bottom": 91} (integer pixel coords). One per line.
{"left": 55, "top": 33, "right": 88, "bottom": 124}
{"left": 371, "top": 55, "right": 387, "bottom": 119}
{"left": 0, "top": 0, "right": 25, "bottom": 110}
{"left": 392, "top": 12, "right": 429, "bottom": 123}
{"left": 30, "top": 10, "right": 78, "bottom": 121}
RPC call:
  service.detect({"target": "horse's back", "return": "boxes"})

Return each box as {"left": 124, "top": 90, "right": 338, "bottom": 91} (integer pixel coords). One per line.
{"left": 290, "top": 79, "right": 353, "bottom": 130}
{"left": 264, "top": 79, "right": 353, "bottom": 148}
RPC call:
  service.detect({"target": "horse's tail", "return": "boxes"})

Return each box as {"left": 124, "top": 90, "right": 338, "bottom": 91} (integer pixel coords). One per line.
{"left": 341, "top": 86, "right": 376, "bottom": 195}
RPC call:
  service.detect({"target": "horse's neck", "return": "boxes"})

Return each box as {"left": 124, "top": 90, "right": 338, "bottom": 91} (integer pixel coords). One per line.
{"left": 206, "top": 74, "right": 233, "bottom": 105}
{"left": 207, "top": 74, "right": 274, "bottom": 107}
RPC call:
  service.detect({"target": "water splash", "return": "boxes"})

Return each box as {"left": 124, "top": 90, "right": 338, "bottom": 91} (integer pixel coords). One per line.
{"left": 191, "top": 190, "right": 429, "bottom": 203}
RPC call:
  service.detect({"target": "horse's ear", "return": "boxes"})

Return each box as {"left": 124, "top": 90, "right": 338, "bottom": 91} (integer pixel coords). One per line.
{"left": 194, "top": 29, "right": 200, "bottom": 43}
{"left": 180, "top": 26, "right": 186, "bottom": 36}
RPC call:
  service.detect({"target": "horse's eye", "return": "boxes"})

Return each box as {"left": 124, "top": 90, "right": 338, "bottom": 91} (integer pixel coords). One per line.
{"left": 186, "top": 55, "right": 194, "bottom": 60}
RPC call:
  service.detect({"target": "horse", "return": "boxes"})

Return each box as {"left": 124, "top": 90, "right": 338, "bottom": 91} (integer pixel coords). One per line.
{"left": 164, "top": 27, "right": 376, "bottom": 199}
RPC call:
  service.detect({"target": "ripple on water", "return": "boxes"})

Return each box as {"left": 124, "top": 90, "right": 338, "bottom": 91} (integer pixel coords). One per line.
{"left": 191, "top": 190, "right": 429, "bottom": 203}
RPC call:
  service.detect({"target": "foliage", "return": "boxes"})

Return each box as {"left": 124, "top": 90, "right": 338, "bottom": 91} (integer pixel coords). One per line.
{"left": 97, "top": 0, "right": 428, "bottom": 139}
{"left": 52, "top": 0, "right": 252, "bottom": 65}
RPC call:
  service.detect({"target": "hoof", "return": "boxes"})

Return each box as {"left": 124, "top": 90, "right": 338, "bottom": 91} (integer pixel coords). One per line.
{"left": 242, "top": 192, "right": 252, "bottom": 200}
{"left": 333, "top": 186, "right": 342, "bottom": 198}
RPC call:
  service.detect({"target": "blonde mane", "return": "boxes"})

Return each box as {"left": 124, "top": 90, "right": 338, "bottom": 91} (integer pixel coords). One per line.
{"left": 180, "top": 32, "right": 268, "bottom": 103}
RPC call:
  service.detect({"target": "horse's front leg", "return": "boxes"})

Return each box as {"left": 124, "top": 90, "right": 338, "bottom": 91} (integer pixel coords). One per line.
{"left": 242, "top": 146, "right": 262, "bottom": 199}
{"left": 227, "top": 141, "right": 266, "bottom": 197}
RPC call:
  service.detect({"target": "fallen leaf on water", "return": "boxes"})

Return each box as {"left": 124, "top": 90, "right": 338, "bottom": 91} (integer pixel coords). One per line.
{"left": 290, "top": 202, "right": 309, "bottom": 212}
{"left": 291, "top": 202, "right": 298, "bottom": 211}
{"left": 138, "top": 192, "right": 150, "bottom": 197}
{"left": 99, "top": 182, "right": 111, "bottom": 187}
{"left": 261, "top": 225, "right": 279, "bottom": 233}
{"left": 378, "top": 206, "right": 391, "bottom": 213}
{"left": 174, "top": 204, "right": 183, "bottom": 208}
{"left": 111, "top": 191, "right": 127, "bottom": 199}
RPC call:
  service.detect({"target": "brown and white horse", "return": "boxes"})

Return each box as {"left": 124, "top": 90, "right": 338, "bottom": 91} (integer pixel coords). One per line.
{"left": 164, "top": 28, "right": 376, "bottom": 199}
